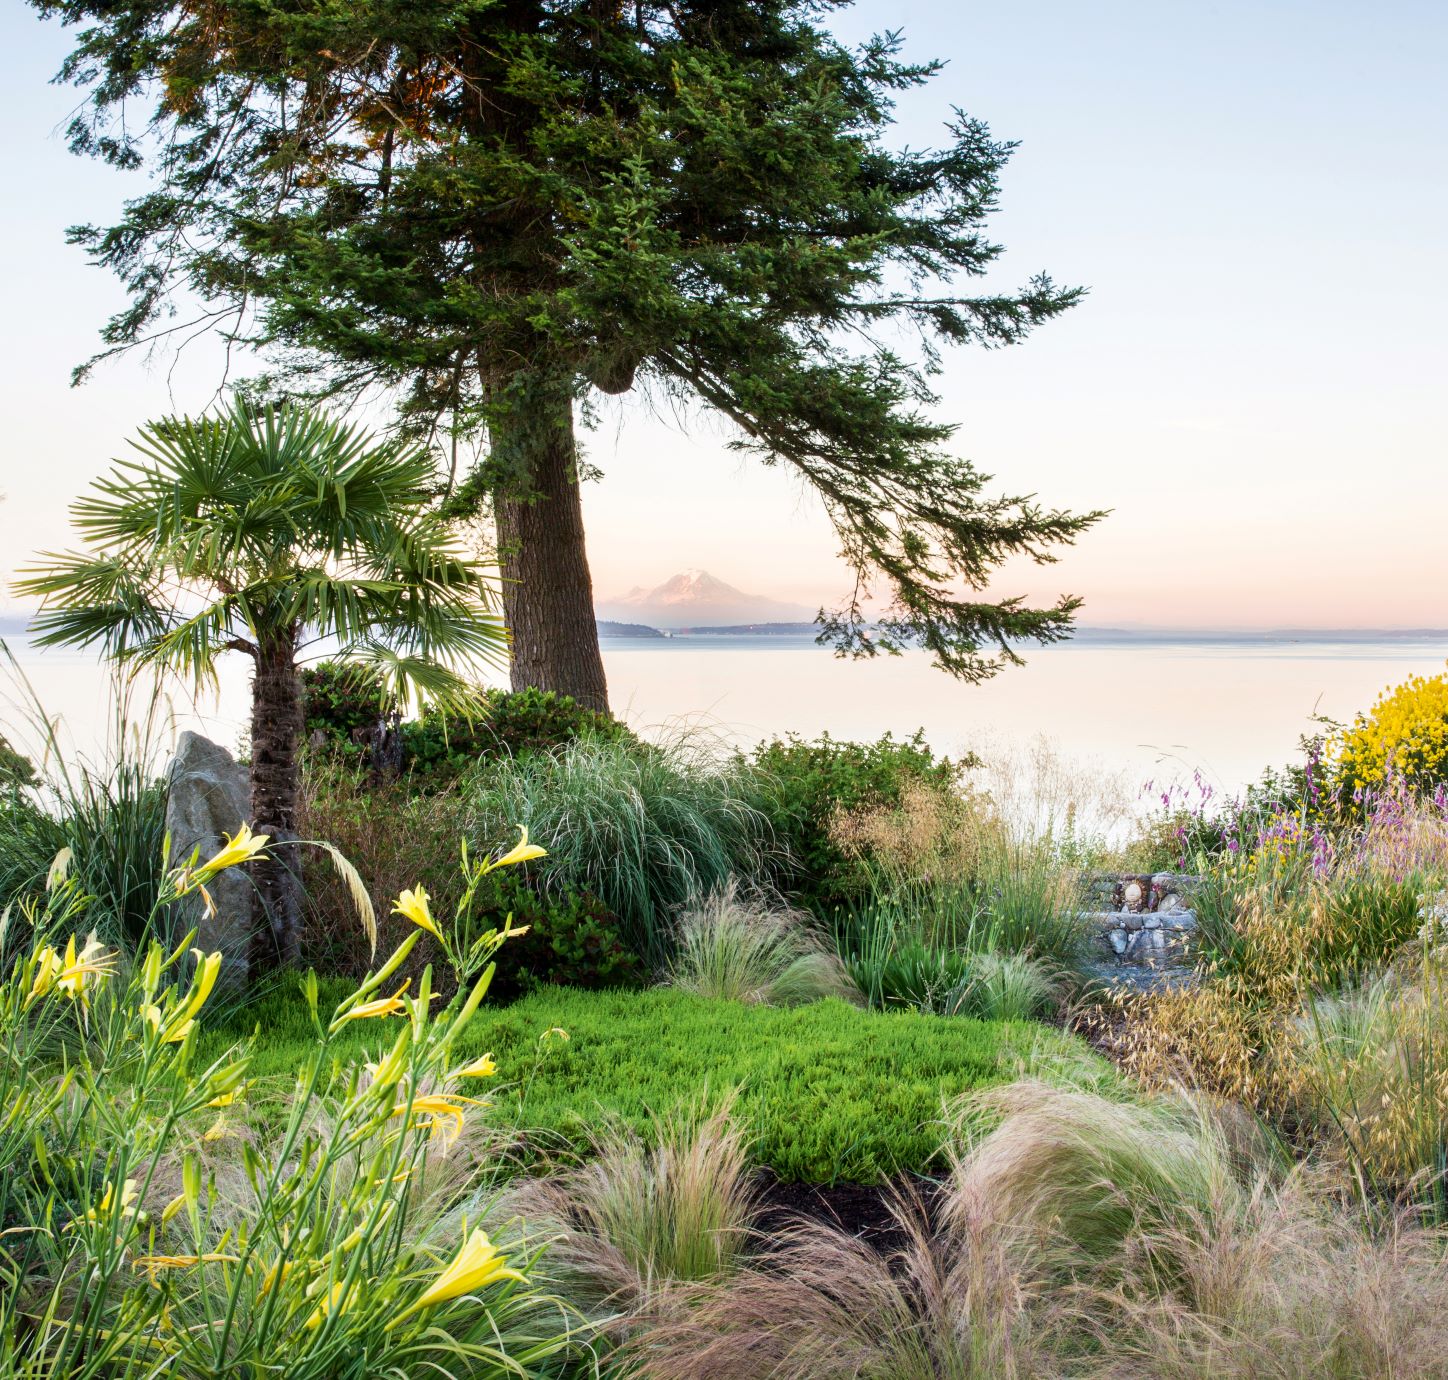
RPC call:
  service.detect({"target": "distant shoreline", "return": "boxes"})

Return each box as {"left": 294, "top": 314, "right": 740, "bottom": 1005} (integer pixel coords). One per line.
{"left": 6, "top": 615, "right": 1447, "bottom": 651}
{"left": 594, "top": 618, "right": 1448, "bottom": 648}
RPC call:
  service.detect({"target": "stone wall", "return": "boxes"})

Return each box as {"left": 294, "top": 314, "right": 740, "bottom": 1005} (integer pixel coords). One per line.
{"left": 1079, "top": 871, "right": 1201, "bottom": 990}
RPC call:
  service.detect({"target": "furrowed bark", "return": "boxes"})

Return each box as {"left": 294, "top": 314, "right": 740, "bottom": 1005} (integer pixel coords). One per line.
{"left": 491, "top": 385, "right": 611, "bottom": 712}
{"left": 249, "top": 624, "right": 304, "bottom": 967}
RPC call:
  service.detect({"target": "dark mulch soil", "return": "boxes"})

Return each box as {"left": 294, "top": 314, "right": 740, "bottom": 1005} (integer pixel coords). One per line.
{"left": 752, "top": 1170, "right": 944, "bottom": 1256}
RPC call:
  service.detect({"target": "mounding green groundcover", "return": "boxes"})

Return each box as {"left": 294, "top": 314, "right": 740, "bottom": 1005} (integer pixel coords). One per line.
{"left": 206, "top": 984, "right": 1107, "bottom": 1184}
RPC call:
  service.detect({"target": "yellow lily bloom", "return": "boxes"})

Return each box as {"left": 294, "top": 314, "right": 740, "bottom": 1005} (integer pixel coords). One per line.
{"left": 388, "top": 1228, "right": 525, "bottom": 1328}
{"left": 490, "top": 827, "right": 548, "bottom": 872}
{"left": 143, "top": 1004, "right": 194, "bottom": 1044}
{"left": 392, "top": 1092, "right": 482, "bottom": 1152}
{"left": 56, "top": 934, "right": 117, "bottom": 1002}
{"left": 179, "top": 949, "right": 223, "bottom": 1022}
{"left": 77, "top": 1178, "right": 139, "bottom": 1225}
{"left": 392, "top": 886, "right": 442, "bottom": 940}
{"left": 452, "top": 1053, "right": 498, "bottom": 1079}
{"left": 206, "top": 1087, "right": 242, "bottom": 1108}
{"left": 202, "top": 1116, "right": 228, "bottom": 1143}
{"left": 256, "top": 1255, "right": 293, "bottom": 1297}
{"left": 337, "top": 980, "right": 412, "bottom": 1023}
{"left": 198, "top": 823, "right": 269, "bottom": 876}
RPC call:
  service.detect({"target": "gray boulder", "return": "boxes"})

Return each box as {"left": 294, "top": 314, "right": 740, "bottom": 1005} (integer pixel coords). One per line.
{"left": 164, "top": 731, "right": 254, "bottom": 988}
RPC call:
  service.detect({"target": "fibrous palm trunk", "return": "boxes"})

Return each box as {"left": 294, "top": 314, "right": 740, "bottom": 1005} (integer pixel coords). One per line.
{"left": 249, "top": 625, "right": 304, "bottom": 966}
{"left": 491, "top": 383, "right": 610, "bottom": 712}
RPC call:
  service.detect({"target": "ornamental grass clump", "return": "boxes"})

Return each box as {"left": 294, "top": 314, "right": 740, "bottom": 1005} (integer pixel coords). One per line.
{"left": 666, "top": 881, "right": 860, "bottom": 1007}
{"left": 0, "top": 824, "right": 584, "bottom": 1378}
{"left": 463, "top": 735, "right": 773, "bottom": 967}
{"left": 504, "top": 1101, "right": 758, "bottom": 1318}
{"left": 618, "top": 1188, "right": 1048, "bottom": 1380}
{"left": 947, "top": 1081, "right": 1260, "bottom": 1275}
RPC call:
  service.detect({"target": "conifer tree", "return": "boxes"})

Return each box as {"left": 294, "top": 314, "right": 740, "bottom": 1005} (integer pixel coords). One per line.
{"left": 32, "top": 0, "right": 1101, "bottom": 709}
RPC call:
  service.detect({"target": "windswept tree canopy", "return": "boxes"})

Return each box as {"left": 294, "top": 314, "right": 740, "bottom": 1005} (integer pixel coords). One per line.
{"left": 35, "top": 0, "right": 1101, "bottom": 681}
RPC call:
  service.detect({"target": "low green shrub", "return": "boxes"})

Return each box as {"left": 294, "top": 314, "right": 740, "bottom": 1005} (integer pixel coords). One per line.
{"left": 206, "top": 986, "right": 1104, "bottom": 1184}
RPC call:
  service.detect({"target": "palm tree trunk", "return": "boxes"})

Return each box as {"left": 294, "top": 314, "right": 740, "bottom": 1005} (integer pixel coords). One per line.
{"left": 491, "top": 382, "right": 611, "bottom": 713}
{"left": 250, "top": 625, "right": 304, "bottom": 966}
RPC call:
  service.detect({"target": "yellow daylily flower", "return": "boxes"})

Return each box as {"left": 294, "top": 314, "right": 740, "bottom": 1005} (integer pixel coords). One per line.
{"left": 143, "top": 1004, "right": 194, "bottom": 1045}
{"left": 202, "top": 1115, "right": 228, "bottom": 1143}
{"left": 452, "top": 1053, "right": 498, "bottom": 1079}
{"left": 256, "top": 1255, "right": 293, "bottom": 1297}
{"left": 388, "top": 1228, "right": 525, "bottom": 1328}
{"left": 198, "top": 823, "right": 270, "bottom": 876}
{"left": 76, "top": 1178, "right": 139, "bottom": 1226}
{"left": 490, "top": 827, "right": 548, "bottom": 872}
{"left": 56, "top": 934, "right": 117, "bottom": 1002}
{"left": 392, "top": 1092, "right": 482, "bottom": 1152}
{"left": 392, "top": 886, "right": 443, "bottom": 940}
{"left": 337, "top": 981, "right": 412, "bottom": 1023}
{"left": 206, "top": 1087, "right": 242, "bottom": 1108}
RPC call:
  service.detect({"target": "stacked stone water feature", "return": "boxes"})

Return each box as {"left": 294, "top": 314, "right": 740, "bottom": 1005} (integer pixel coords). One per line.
{"left": 1079, "top": 871, "right": 1200, "bottom": 991}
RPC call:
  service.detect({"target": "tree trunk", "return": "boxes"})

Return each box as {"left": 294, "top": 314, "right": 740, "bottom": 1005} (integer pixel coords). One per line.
{"left": 249, "top": 625, "right": 304, "bottom": 967}
{"left": 491, "top": 384, "right": 611, "bottom": 712}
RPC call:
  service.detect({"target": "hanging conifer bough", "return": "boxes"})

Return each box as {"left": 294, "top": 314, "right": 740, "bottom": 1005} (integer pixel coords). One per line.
{"left": 34, "top": 0, "right": 1103, "bottom": 711}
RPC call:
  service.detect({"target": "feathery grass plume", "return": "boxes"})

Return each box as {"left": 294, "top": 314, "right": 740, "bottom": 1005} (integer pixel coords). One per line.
{"left": 946, "top": 1080, "right": 1267, "bottom": 1274}
{"left": 1077, "top": 1185, "right": 1448, "bottom": 1378}
{"left": 947, "top": 951, "right": 1063, "bottom": 1022}
{"left": 666, "top": 880, "right": 860, "bottom": 1007}
{"left": 503, "top": 1099, "right": 757, "bottom": 1315}
{"left": 463, "top": 733, "right": 773, "bottom": 967}
{"left": 617, "top": 1186, "right": 1053, "bottom": 1380}
{"left": 315, "top": 840, "right": 377, "bottom": 957}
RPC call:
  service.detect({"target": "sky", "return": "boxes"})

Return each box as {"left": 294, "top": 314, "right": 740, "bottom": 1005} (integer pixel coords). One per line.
{"left": 1, "top": 1, "right": 1445, "bottom": 630}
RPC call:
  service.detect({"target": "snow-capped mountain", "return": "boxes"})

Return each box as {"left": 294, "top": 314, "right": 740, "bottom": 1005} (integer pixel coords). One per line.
{"left": 596, "top": 569, "right": 813, "bottom": 629}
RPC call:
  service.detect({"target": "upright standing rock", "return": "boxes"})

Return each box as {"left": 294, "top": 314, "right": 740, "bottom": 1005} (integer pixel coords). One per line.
{"left": 165, "top": 731, "right": 255, "bottom": 988}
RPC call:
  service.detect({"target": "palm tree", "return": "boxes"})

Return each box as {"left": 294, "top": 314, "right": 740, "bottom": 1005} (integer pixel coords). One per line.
{"left": 16, "top": 398, "right": 506, "bottom": 965}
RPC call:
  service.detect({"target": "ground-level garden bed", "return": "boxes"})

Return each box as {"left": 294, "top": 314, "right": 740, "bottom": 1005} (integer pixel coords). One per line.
{"left": 207, "top": 983, "right": 1109, "bottom": 1184}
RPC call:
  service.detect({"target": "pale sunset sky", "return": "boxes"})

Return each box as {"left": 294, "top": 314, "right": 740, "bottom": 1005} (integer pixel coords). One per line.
{"left": 1, "top": 1, "right": 1443, "bottom": 630}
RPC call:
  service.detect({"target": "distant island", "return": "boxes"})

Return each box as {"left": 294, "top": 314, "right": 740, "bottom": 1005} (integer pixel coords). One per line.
{"left": 596, "top": 618, "right": 820, "bottom": 639}
{"left": 596, "top": 620, "right": 667, "bottom": 639}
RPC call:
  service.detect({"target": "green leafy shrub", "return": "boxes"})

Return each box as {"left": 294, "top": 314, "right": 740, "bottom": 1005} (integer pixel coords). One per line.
{"left": 478, "top": 869, "right": 643, "bottom": 1000}
{"left": 207, "top": 986, "right": 1104, "bottom": 1185}
{"left": 301, "top": 662, "right": 634, "bottom": 784}
{"left": 741, "top": 731, "right": 973, "bottom": 912}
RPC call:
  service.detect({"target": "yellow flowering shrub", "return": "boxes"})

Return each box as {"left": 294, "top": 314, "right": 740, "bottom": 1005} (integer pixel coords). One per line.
{"left": 1329, "top": 667, "right": 1448, "bottom": 798}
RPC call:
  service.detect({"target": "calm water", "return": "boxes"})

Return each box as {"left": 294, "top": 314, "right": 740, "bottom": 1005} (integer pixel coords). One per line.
{"left": 4, "top": 631, "right": 1446, "bottom": 799}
